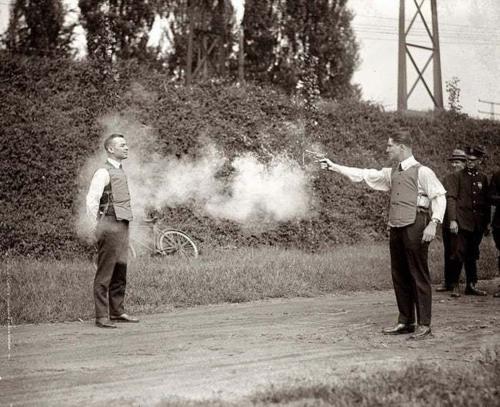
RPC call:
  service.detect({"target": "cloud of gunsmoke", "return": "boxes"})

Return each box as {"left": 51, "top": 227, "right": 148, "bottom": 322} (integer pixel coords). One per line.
{"left": 76, "top": 113, "right": 313, "bottom": 240}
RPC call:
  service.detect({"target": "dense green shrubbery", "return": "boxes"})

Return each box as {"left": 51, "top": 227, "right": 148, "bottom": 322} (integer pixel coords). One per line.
{"left": 1, "top": 55, "right": 499, "bottom": 257}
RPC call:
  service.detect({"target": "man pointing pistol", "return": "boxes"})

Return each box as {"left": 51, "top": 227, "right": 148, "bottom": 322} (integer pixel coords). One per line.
{"left": 317, "top": 130, "right": 446, "bottom": 340}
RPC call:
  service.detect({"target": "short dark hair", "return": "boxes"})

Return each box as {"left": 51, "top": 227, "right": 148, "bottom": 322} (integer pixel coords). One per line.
{"left": 390, "top": 129, "right": 413, "bottom": 148}
{"left": 104, "top": 133, "right": 125, "bottom": 152}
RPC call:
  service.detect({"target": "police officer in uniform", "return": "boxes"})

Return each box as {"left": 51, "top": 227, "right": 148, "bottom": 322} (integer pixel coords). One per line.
{"left": 436, "top": 149, "right": 467, "bottom": 292}
{"left": 446, "top": 146, "right": 490, "bottom": 297}
{"left": 86, "top": 133, "right": 139, "bottom": 328}
{"left": 489, "top": 169, "right": 500, "bottom": 297}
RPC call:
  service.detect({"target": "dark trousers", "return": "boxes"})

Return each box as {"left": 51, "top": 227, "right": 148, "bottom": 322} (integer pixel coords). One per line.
{"left": 389, "top": 212, "right": 432, "bottom": 326}
{"left": 94, "top": 217, "right": 129, "bottom": 318}
{"left": 442, "top": 227, "right": 458, "bottom": 289}
{"left": 493, "top": 228, "right": 500, "bottom": 272}
{"left": 449, "top": 228, "right": 484, "bottom": 287}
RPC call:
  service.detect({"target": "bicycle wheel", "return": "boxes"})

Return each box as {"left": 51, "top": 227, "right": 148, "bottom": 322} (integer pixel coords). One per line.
{"left": 158, "top": 230, "right": 199, "bottom": 258}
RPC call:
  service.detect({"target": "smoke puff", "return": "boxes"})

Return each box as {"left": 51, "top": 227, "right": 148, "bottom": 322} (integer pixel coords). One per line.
{"left": 76, "top": 114, "right": 313, "bottom": 240}
{"left": 205, "top": 153, "right": 311, "bottom": 223}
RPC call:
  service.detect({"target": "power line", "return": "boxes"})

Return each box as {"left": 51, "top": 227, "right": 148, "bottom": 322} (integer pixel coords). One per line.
{"left": 353, "top": 24, "right": 500, "bottom": 41}
{"left": 355, "top": 34, "right": 497, "bottom": 47}
{"left": 478, "top": 99, "right": 500, "bottom": 120}
{"left": 355, "top": 13, "right": 500, "bottom": 32}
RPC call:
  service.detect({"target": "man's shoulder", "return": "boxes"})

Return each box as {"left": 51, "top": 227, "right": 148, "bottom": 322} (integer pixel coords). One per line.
{"left": 94, "top": 166, "right": 110, "bottom": 173}
{"left": 415, "top": 163, "right": 438, "bottom": 177}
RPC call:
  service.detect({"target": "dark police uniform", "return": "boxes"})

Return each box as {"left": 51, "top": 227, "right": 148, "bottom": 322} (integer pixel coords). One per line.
{"left": 490, "top": 170, "right": 500, "bottom": 272}
{"left": 446, "top": 167, "right": 490, "bottom": 289}
{"left": 441, "top": 172, "right": 460, "bottom": 290}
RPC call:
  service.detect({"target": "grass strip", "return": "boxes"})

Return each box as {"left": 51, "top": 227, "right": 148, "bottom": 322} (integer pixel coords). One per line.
{"left": 0, "top": 241, "right": 497, "bottom": 324}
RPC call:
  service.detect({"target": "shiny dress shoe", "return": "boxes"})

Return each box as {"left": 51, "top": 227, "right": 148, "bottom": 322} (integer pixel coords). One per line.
{"left": 95, "top": 318, "right": 117, "bottom": 328}
{"left": 382, "top": 323, "right": 416, "bottom": 335}
{"left": 493, "top": 292, "right": 500, "bottom": 298}
{"left": 435, "top": 285, "right": 451, "bottom": 292}
{"left": 464, "top": 286, "right": 487, "bottom": 296}
{"left": 110, "top": 313, "right": 139, "bottom": 323}
{"left": 408, "top": 325, "right": 432, "bottom": 340}
{"left": 450, "top": 287, "right": 461, "bottom": 298}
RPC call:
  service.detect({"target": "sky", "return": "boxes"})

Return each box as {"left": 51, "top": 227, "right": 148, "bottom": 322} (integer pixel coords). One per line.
{"left": 0, "top": 0, "right": 499, "bottom": 118}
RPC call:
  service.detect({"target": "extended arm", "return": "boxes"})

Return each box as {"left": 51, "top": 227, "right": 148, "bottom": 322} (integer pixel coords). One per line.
{"left": 319, "top": 158, "right": 392, "bottom": 192}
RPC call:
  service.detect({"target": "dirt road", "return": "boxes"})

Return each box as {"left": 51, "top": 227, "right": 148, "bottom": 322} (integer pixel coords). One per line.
{"left": 1, "top": 285, "right": 499, "bottom": 406}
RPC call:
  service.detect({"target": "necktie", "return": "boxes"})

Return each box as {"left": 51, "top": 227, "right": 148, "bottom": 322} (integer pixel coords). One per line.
{"left": 398, "top": 163, "right": 403, "bottom": 172}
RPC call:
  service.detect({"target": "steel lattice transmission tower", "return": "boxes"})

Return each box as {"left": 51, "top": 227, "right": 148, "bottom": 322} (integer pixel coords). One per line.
{"left": 398, "top": 0, "right": 444, "bottom": 111}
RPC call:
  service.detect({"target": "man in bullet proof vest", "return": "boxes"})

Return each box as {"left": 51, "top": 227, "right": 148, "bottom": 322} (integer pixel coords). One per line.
{"left": 86, "top": 133, "right": 139, "bottom": 328}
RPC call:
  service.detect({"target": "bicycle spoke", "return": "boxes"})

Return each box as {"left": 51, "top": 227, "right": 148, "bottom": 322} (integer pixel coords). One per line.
{"left": 159, "top": 230, "right": 198, "bottom": 258}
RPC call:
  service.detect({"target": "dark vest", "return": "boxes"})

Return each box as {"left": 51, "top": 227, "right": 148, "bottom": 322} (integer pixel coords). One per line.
{"left": 98, "top": 162, "right": 133, "bottom": 221}
{"left": 389, "top": 164, "right": 421, "bottom": 227}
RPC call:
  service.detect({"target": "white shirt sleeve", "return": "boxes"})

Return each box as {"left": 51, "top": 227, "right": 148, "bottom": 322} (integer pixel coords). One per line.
{"left": 86, "top": 169, "right": 110, "bottom": 224}
{"left": 328, "top": 163, "right": 392, "bottom": 192}
{"left": 418, "top": 166, "right": 447, "bottom": 222}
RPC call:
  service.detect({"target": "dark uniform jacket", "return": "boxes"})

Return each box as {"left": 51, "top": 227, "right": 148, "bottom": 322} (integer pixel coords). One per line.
{"left": 446, "top": 168, "right": 490, "bottom": 232}
{"left": 442, "top": 172, "right": 456, "bottom": 228}
{"left": 490, "top": 171, "right": 500, "bottom": 229}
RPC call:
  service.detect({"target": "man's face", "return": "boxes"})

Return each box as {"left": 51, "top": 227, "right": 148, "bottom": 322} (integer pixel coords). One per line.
{"left": 450, "top": 160, "right": 465, "bottom": 172}
{"left": 466, "top": 155, "right": 479, "bottom": 170}
{"left": 386, "top": 138, "right": 401, "bottom": 161}
{"left": 108, "top": 137, "right": 129, "bottom": 160}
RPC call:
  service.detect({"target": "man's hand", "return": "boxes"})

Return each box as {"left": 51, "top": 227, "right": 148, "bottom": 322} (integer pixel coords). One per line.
{"left": 449, "top": 220, "right": 459, "bottom": 234}
{"left": 422, "top": 222, "right": 437, "bottom": 242}
{"left": 317, "top": 157, "right": 335, "bottom": 171}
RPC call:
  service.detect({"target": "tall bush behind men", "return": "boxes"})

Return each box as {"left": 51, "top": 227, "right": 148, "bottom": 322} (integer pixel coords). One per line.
{"left": 317, "top": 130, "right": 446, "bottom": 340}
{"left": 86, "top": 134, "right": 139, "bottom": 328}
{"left": 445, "top": 146, "right": 490, "bottom": 297}
{"left": 436, "top": 149, "right": 467, "bottom": 293}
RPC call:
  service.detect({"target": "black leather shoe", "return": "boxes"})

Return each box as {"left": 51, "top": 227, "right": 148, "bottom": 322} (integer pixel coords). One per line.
{"left": 96, "top": 318, "right": 117, "bottom": 328}
{"left": 382, "top": 323, "right": 416, "bottom": 335}
{"left": 493, "top": 292, "right": 500, "bottom": 298}
{"left": 435, "top": 285, "right": 451, "bottom": 292}
{"left": 450, "top": 287, "right": 461, "bottom": 298}
{"left": 408, "top": 325, "right": 432, "bottom": 340}
{"left": 464, "top": 286, "right": 487, "bottom": 296}
{"left": 110, "top": 313, "right": 139, "bottom": 323}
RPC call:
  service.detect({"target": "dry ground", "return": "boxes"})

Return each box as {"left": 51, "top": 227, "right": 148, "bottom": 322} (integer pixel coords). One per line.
{"left": 1, "top": 282, "right": 499, "bottom": 406}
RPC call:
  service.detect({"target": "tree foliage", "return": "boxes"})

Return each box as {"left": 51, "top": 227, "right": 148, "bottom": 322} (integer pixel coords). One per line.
{"left": 163, "top": 0, "right": 235, "bottom": 79}
{"left": 78, "top": 0, "right": 156, "bottom": 61}
{"left": 3, "top": 0, "right": 74, "bottom": 56}
{"left": 3, "top": 0, "right": 360, "bottom": 98}
{"left": 242, "top": 0, "right": 360, "bottom": 99}
{"left": 445, "top": 76, "right": 463, "bottom": 114}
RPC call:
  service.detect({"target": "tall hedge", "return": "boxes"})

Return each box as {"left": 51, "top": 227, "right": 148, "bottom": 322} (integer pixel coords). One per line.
{"left": 1, "top": 55, "right": 499, "bottom": 257}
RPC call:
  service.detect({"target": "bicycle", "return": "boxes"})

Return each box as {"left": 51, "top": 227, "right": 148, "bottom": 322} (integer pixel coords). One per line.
{"left": 128, "top": 216, "right": 199, "bottom": 259}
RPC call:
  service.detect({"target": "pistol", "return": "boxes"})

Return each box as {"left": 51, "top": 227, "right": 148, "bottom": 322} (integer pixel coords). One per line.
{"left": 304, "top": 150, "right": 327, "bottom": 159}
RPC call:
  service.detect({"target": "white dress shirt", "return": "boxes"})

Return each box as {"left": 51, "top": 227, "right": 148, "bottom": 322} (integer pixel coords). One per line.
{"left": 86, "top": 158, "right": 121, "bottom": 223}
{"left": 328, "top": 155, "right": 447, "bottom": 222}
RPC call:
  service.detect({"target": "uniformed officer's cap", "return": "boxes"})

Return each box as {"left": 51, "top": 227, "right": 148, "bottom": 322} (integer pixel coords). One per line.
{"left": 448, "top": 149, "right": 467, "bottom": 161}
{"left": 465, "top": 145, "right": 486, "bottom": 159}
